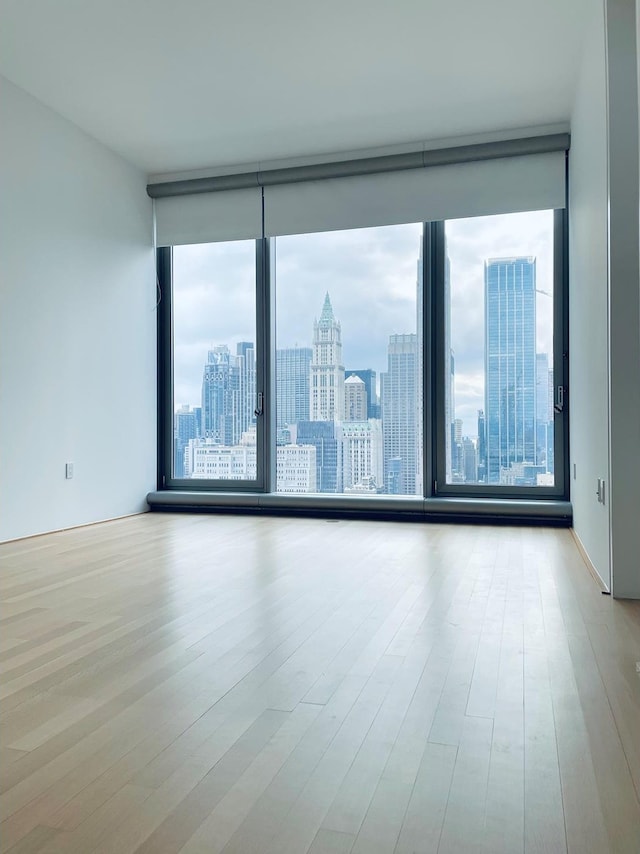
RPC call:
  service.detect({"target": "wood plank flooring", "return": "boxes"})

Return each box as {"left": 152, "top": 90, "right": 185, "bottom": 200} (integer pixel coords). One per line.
{"left": 1, "top": 513, "right": 639, "bottom": 853}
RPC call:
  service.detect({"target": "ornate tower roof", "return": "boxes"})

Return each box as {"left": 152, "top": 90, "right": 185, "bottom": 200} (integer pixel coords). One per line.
{"left": 318, "top": 292, "right": 336, "bottom": 328}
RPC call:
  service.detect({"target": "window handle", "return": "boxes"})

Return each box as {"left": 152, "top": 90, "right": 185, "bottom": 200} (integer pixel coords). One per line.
{"left": 554, "top": 385, "right": 565, "bottom": 414}
{"left": 254, "top": 392, "right": 264, "bottom": 417}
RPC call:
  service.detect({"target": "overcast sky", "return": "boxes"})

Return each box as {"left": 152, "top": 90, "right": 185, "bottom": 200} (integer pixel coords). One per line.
{"left": 173, "top": 210, "right": 554, "bottom": 436}
{"left": 447, "top": 209, "right": 554, "bottom": 432}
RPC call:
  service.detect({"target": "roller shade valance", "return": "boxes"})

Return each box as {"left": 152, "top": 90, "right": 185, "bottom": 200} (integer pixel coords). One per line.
{"left": 154, "top": 187, "right": 262, "bottom": 246}
{"left": 151, "top": 136, "right": 567, "bottom": 246}
{"left": 263, "top": 152, "right": 566, "bottom": 237}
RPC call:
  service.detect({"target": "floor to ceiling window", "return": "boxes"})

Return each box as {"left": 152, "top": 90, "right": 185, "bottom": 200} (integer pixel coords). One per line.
{"left": 274, "top": 224, "right": 423, "bottom": 496}
{"left": 153, "top": 135, "right": 569, "bottom": 514}
{"left": 437, "top": 210, "right": 562, "bottom": 494}
{"left": 166, "top": 240, "right": 265, "bottom": 488}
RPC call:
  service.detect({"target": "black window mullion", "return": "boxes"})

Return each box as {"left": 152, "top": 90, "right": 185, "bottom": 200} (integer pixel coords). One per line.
{"left": 553, "top": 207, "right": 569, "bottom": 498}
{"left": 157, "top": 246, "right": 173, "bottom": 490}
{"left": 431, "top": 221, "right": 448, "bottom": 495}
{"left": 257, "top": 236, "right": 275, "bottom": 493}
{"left": 432, "top": 211, "right": 569, "bottom": 500}
{"left": 424, "top": 222, "right": 442, "bottom": 497}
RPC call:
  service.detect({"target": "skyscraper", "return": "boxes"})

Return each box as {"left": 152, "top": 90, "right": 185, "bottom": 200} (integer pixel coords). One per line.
{"left": 451, "top": 417, "right": 464, "bottom": 481}
{"left": 235, "top": 341, "right": 256, "bottom": 440}
{"left": 201, "top": 345, "right": 238, "bottom": 445}
{"left": 174, "top": 405, "right": 198, "bottom": 478}
{"left": 276, "top": 347, "right": 312, "bottom": 427}
{"left": 536, "top": 352, "right": 552, "bottom": 473}
{"left": 341, "top": 419, "right": 383, "bottom": 491}
{"left": 477, "top": 408, "right": 487, "bottom": 482}
{"left": 310, "top": 293, "right": 345, "bottom": 422}
{"left": 485, "top": 257, "right": 537, "bottom": 484}
{"left": 344, "top": 374, "right": 367, "bottom": 421}
{"left": 345, "top": 369, "right": 379, "bottom": 418}
{"left": 381, "top": 333, "right": 419, "bottom": 495}
{"left": 462, "top": 436, "right": 478, "bottom": 483}
{"left": 201, "top": 343, "right": 254, "bottom": 447}
{"left": 296, "top": 421, "right": 342, "bottom": 493}
{"left": 536, "top": 353, "right": 550, "bottom": 426}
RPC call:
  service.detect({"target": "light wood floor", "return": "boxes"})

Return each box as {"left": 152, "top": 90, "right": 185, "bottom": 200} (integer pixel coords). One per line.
{"left": 1, "top": 514, "right": 639, "bottom": 854}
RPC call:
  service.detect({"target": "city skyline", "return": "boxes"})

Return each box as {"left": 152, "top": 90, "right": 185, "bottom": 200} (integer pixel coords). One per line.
{"left": 175, "top": 290, "right": 551, "bottom": 450}
{"left": 175, "top": 269, "right": 553, "bottom": 490}
{"left": 173, "top": 212, "right": 554, "bottom": 433}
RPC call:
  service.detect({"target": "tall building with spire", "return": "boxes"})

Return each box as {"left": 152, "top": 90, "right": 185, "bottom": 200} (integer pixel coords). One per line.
{"left": 310, "top": 293, "right": 345, "bottom": 422}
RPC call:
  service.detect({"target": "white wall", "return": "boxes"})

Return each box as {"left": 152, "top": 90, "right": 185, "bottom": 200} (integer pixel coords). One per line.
{"left": 569, "top": 0, "right": 611, "bottom": 587}
{"left": 0, "top": 76, "right": 156, "bottom": 541}
{"left": 570, "top": 0, "right": 640, "bottom": 598}
{"left": 605, "top": 0, "right": 640, "bottom": 598}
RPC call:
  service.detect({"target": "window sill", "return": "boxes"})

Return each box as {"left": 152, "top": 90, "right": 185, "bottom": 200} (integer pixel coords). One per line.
{"left": 146, "top": 490, "right": 572, "bottom": 526}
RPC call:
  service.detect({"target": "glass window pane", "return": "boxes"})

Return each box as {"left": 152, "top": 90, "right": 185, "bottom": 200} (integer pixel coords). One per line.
{"left": 274, "top": 224, "right": 423, "bottom": 496}
{"left": 444, "top": 210, "right": 555, "bottom": 487}
{"left": 172, "top": 241, "right": 257, "bottom": 481}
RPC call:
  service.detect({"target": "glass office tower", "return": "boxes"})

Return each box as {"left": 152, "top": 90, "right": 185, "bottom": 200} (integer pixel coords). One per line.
{"left": 381, "top": 333, "right": 419, "bottom": 495}
{"left": 485, "top": 257, "right": 537, "bottom": 485}
{"left": 276, "top": 347, "right": 312, "bottom": 428}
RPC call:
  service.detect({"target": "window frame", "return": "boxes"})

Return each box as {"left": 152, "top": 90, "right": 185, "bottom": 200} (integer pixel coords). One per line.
{"left": 429, "top": 209, "right": 569, "bottom": 499}
{"left": 157, "top": 213, "right": 569, "bottom": 506}
{"left": 157, "top": 240, "right": 271, "bottom": 492}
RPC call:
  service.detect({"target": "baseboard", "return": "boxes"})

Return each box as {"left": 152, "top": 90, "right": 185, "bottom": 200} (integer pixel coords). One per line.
{"left": 571, "top": 528, "right": 610, "bottom": 593}
{"left": 0, "top": 510, "right": 150, "bottom": 545}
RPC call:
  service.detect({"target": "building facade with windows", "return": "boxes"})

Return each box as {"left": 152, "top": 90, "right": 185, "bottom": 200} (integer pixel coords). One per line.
{"left": 484, "top": 257, "right": 537, "bottom": 485}
{"left": 276, "top": 347, "right": 312, "bottom": 428}
{"left": 341, "top": 419, "right": 383, "bottom": 492}
{"left": 344, "top": 374, "right": 368, "bottom": 422}
{"left": 381, "top": 333, "right": 420, "bottom": 495}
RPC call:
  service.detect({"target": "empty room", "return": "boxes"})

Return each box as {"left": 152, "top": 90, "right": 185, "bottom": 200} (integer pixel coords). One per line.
{"left": 1, "top": 1, "right": 639, "bottom": 852}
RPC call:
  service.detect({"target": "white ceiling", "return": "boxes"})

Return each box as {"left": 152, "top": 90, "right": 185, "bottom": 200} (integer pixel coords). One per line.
{"left": 0, "top": 0, "right": 588, "bottom": 176}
